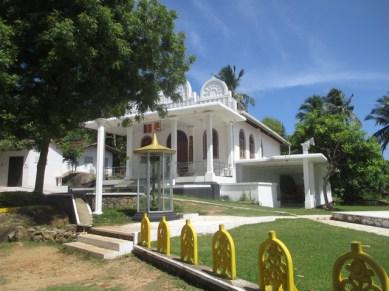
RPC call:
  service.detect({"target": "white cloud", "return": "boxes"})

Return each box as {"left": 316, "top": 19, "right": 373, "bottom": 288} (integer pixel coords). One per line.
{"left": 241, "top": 70, "right": 389, "bottom": 92}
{"left": 192, "top": 0, "right": 230, "bottom": 38}
{"left": 188, "top": 31, "right": 206, "bottom": 56}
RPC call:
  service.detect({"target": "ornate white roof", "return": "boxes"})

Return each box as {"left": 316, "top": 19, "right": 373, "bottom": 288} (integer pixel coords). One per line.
{"left": 158, "top": 80, "right": 194, "bottom": 104}
{"left": 200, "top": 76, "right": 231, "bottom": 99}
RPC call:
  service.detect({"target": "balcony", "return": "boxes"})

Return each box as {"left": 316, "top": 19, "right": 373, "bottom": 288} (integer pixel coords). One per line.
{"left": 104, "top": 160, "right": 232, "bottom": 180}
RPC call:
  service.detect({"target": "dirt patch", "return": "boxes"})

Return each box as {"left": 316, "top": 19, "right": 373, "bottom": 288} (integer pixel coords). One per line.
{"left": 0, "top": 243, "right": 199, "bottom": 290}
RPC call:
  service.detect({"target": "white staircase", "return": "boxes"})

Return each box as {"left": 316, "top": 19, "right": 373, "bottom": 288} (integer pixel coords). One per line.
{"left": 65, "top": 233, "right": 133, "bottom": 259}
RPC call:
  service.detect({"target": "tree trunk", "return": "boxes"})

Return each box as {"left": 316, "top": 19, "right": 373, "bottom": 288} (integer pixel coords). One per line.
{"left": 322, "top": 171, "right": 334, "bottom": 209}
{"left": 34, "top": 139, "right": 50, "bottom": 193}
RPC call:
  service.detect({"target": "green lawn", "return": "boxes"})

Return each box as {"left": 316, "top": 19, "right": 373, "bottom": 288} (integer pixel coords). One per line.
{"left": 91, "top": 196, "right": 389, "bottom": 227}
{"left": 169, "top": 219, "right": 389, "bottom": 291}
{"left": 92, "top": 208, "right": 136, "bottom": 226}
{"left": 174, "top": 194, "right": 389, "bottom": 216}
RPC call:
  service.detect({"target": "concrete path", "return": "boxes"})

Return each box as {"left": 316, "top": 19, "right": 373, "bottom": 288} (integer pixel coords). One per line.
{"left": 174, "top": 198, "right": 292, "bottom": 215}
{"left": 94, "top": 214, "right": 281, "bottom": 241}
{"left": 303, "top": 214, "right": 389, "bottom": 237}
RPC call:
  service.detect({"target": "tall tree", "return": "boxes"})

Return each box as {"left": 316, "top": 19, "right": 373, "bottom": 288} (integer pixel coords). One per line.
{"left": 291, "top": 110, "right": 387, "bottom": 205}
{"left": 262, "top": 117, "right": 286, "bottom": 138}
{"left": 0, "top": 0, "right": 194, "bottom": 192}
{"left": 296, "top": 95, "right": 324, "bottom": 122}
{"left": 296, "top": 89, "right": 359, "bottom": 124}
{"left": 366, "top": 94, "right": 389, "bottom": 151}
{"left": 324, "top": 88, "right": 359, "bottom": 124}
{"left": 216, "top": 65, "right": 255, "bottom": 111}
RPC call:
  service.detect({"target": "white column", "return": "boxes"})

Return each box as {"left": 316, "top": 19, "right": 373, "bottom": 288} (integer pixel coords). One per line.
{"left": 94, "top": 120, "right": 105, "bottom": 215}
{"left": 303, "top": 159, "right": 315, "bottom": 209}
{"left": 205, "top": 113, "right": 215, "bottom": 180}
{"left": 125, "top": 126, "right": 133, "bottom": 179}
{"left": 171, "top": 118, "right": 177, "bottom": 182}
{"left": 227, "top": 122, "right": 234, "bottom": 175}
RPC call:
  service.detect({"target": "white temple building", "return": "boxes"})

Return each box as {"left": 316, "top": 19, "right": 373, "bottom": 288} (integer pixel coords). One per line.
{"left": 85, "top": 77, "right": 332, "bottom": 213}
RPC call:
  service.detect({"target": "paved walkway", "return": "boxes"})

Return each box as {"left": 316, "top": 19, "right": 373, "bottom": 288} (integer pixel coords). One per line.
{"left": 303, "top": 214, "right": 389, "bottom": 237}
{"left": 174, "top": 198, "right": 292, "bottom": 215}
{"left": 94, "top": 214, "right": 282, "bottom": 241}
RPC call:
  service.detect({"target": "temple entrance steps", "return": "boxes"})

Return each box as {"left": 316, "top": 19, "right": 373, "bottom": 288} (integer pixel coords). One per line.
{"left": 64, "top": 233, "right": 134, "bottom": 260}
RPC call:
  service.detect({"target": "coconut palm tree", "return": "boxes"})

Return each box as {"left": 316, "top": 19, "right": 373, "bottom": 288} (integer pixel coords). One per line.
{"left": 324, "top": 88, "right": 359, "bottom": 124}
{"left": 296, "top": 89, "right": 359, "bottom": 124}
{"left": 366, "top": 94, "right": 389, "bottom": 151}
{"left": 216, "top": 65, "right": 255, "bottom": 111}
{"left": 296, "top": 95, "right": 325, "bottom": 121}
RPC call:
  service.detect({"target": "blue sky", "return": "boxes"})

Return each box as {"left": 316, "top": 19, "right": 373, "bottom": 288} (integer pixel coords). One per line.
{"left": 161, "top": 0, "right": 389, "bottom": 158}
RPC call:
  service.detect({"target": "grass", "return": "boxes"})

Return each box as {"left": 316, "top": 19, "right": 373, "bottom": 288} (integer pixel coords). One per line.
{"left": 168, "top": 219, "right": 389, "bottom": 291}
{"left": 92, "top": 208, "right": 136, "bottom": 226}
{"left": 90, "top": 195, "right": 388, "bottom": 226}
{"left": 174, "top": 194, "right": 389, "bottom": 216}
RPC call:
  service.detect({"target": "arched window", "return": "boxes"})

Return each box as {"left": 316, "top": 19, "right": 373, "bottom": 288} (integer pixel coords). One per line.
{"left": 203, "top": 129, "right": 219, "bottom": 159}
{"left": 141, "top": 135, "right": 152, "bottom": 147}
{"left": 249, "top": 134, "right": 255, "bottom": 159}
{"left": 239, "top": 129, "right": 246, "bottom": 159}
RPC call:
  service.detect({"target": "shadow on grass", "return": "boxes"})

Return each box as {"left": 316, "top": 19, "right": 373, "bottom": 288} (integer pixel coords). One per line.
{"left": 0, "top": 191, "right": 46, "bottom": 207}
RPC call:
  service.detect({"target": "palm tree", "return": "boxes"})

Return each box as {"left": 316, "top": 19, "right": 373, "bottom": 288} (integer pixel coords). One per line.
{"left": 324, "top": 89, "right": 359, "bottom": 124}
{"left": 216, "top": 65, "right": 255, "bottom": 111}
{"left": 366, "top": 94, "right": 389, "bottom": 151}
{"left": 296, "top": 89, "right": 359, "bottom": 124}
{"left": 296, "top": 95, "right": 324, "bottom": 121}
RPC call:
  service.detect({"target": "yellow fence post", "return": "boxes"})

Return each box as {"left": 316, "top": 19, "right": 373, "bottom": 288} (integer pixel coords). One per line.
{"left": 332, "top": 241, "right": 389, "bottom": 291}
{"left": 212, "top": 224, "right": 236, "bottom": 280}
{"left": 139, "top": 213, "right": 151, "bottom": 248}
{"left": 157, "top": 216, "right": 170, "bottom": 256}
{"left": 258, "top": 230, "right": 297, "bottom": 291}
{"left": 180, "top": 219, "right": 198, "bottom": 265}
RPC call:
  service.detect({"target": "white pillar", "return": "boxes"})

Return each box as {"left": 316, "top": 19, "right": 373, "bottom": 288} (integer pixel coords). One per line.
{"left": 303, "top": 159, "right": 315, "bottom": 209}
{"left": 205, "top": 113, "right": 215, "bottom": 180}
{"left": 227, "top": 122, "right": 234, "bottom": 177}
{"left": 171, "top": 119, "right": 177, "bottom": 181}
{"left": 94, "top": 120, "right": 105, "bottom": 215}
{"left": 126, "top": 126, "right": 133, "bottom": 179}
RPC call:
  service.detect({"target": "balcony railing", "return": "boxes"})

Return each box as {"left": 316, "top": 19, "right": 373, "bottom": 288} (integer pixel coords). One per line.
{"left": 104, "top": 166, "right": 126, "bottom": 180}
{"left": 104, "top": 160, "right": 232, "bottom": 180}
{"left": 163, "top": 96, "right": 237, "bottom": 111}
{"left": 126, "top": 96, "right": 237, "bottom": 115}
{"left": 176, "top": 160, "right": 232, "bottom": 177}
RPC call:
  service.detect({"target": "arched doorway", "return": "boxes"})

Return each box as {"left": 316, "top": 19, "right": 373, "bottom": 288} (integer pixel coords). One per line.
{"left": 167, "top": 130, "right": 189, "bottom": 176}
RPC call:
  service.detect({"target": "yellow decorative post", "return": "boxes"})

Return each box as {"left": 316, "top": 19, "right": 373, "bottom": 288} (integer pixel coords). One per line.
{"left": 180, "top": 219, "right": 198, "bottom": 265}
{"left": 212, "top": 224, "right": 237, "bottom": 280}
{"left": 157, "top": 216, "right": 170, "bottom": 256}
{"left": 333, "top": 241, "right": 389, "bottom": 291}
{"left": 258, "top": 231, "right": 297, "bottom": 291}
{"left": 139, "top": 213, "right": 151, "bottom": 248}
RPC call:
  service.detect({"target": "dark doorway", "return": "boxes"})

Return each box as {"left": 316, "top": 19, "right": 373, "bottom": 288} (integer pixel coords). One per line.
{"left": 280, "top": 175, "right": 304, "bottom": 206}
{"left": 167, "top": 130, "right": 189, "bottom": 176}
{"left": 7, "top": 156, "right": 24, "bottom": 187}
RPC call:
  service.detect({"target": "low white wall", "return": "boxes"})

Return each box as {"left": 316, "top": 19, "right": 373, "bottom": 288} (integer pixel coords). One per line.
{"left": 220, "top": 182, "right": 280, "bottom": 208}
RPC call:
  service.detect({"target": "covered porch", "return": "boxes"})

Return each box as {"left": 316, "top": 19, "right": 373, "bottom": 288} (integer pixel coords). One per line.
{"left": 235, "top": 154, "right": 332, "bottom": 209}
{"left": 84, "top": 102, "right": 245, "bottom": 213}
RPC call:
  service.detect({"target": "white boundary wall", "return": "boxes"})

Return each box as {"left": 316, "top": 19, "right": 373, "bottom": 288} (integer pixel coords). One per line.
{"left": 220, "top": 182, "right": 280, "bottom": 208}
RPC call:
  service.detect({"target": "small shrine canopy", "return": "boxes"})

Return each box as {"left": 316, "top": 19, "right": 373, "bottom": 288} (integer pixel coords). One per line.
{"left": 133, "top": 133, "right": 176, "bottom": 154}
